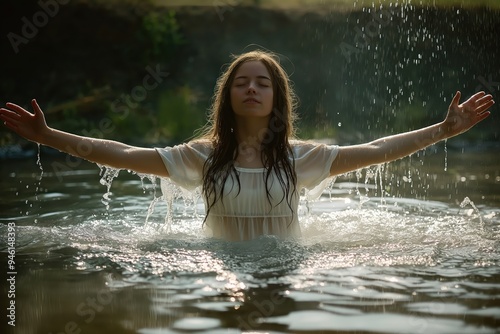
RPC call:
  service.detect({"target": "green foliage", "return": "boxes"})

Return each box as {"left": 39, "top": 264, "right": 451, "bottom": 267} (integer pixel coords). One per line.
{"left": 100, "top": 86, "right": 205, "bottom": 144}
{"left": 104, "top": 103, "right": 155, "bottom": 142}
{"left": 391, "top": 102, "right": 432, "bottom": 134}
{"left": 298, "top": 123, "right": 337, "bottom": 140}
{"left": 155, "top": 86, "right": 206, "bottom": 142}
{"left": 140, "top": 10, "right": 184, "bottom": 63}
{"left": 54, "top": 107, "right": 92, "bottom": 135}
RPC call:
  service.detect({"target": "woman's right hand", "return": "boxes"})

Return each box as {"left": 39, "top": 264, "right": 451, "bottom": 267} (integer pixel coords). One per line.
{"left": 0, "top": 99, "right": 49, "bottom": 144}
{"left": 1, "top": 98, "right": 169, "bottom": 177}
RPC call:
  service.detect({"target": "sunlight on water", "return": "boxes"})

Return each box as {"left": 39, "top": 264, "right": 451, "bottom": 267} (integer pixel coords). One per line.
{"left": 10, "top": 163, "right": 498, "bottom": 276}
{"left": 1, "top": 153, "right": 499, "bottom": 333}
{"left": 460, "top": 196, "right": 484, "bottom": 227}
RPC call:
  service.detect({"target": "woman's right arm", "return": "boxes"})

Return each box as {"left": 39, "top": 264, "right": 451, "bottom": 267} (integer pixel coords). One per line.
{"left": 0, "top": 99, "right": 169, "bottom": 177}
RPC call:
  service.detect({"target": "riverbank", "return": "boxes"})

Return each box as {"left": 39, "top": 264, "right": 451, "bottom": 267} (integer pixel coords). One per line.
{"left": 1, "top": 0, "right": 498, "bottom": 150}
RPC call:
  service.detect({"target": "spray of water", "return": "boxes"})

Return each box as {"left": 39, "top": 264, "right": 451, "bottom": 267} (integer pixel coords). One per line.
{"left": 97, "top": 164, "right": 121, "bottom": 211}
{"left": 33, "top": 143, "right": 44, "bottom": 223}
{"left": 459, "top": 196, "right": 483, "bottom": 228}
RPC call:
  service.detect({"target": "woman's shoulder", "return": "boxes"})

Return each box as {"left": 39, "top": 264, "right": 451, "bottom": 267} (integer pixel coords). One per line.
{"left": 184, "top": 138, "right": 214, "bottom": 156}
{"left": 157, "top": 138, "right": 213, "bottom": 160}
{"left": 188, "top": 138, "right": 213, "bottom": 148}
{"left": 290, "top": 139, "right": 315, "bottom": 147}
{"left": 289, "top": 139, "right": 337, "bottom": 150}
{"left": 289, "top": 139, "right": 339, "bottom": 159}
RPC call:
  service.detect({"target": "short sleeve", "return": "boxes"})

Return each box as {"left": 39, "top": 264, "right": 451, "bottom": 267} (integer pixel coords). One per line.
{"left": 155, "top": 140, "right": 212, "bottom": 190}
{"left": 292, "top": 141, "right": 339, "bottom": 191}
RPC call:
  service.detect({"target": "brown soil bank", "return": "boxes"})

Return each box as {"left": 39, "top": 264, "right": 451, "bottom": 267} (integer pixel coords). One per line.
{"left": 1, "top": 1, "right": 499, "bottom": 146}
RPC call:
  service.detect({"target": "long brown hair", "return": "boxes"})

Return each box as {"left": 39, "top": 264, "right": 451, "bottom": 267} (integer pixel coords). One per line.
{"left": 200, "top": 50, "right": 299, "bottom": 223}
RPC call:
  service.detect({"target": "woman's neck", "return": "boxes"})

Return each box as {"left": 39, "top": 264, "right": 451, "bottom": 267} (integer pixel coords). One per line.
{"left": 234, "top": 116, "right": 271, "bottom": 168}
{"left": 234, "top": 115, "right": 270, "bottom": 147}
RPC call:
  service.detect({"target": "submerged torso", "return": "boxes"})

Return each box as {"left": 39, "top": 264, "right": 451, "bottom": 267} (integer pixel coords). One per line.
{"left": 205, "top": 166, "right": 300, "bottom": 241}
{"left": 156, "top": 139, "right": 339, "bottom": 241}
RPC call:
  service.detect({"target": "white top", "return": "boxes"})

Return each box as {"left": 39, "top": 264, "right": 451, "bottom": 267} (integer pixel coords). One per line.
{"left": 155, "top": 140, "right": 339, "bottom": 241}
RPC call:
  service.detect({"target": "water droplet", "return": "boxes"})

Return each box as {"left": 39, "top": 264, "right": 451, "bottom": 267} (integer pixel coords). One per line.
{"left": 97, "top": 165, "right": 121, "bottom": 211}
{"left": 444, "top": 139, "right": 448, "bottom": 172}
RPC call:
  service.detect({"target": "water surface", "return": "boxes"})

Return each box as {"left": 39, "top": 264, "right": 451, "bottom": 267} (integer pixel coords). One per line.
{"left": 1, "top": 149, "right": 499, "bottom": 333}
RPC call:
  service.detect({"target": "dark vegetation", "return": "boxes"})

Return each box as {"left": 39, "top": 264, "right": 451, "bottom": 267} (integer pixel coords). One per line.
{"left": 1, "top": 0, "right": 498, "bottom": 155}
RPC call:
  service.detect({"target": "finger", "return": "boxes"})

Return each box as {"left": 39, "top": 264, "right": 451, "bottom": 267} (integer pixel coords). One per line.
{"left": 450, "top": 91, "right": 461, "bottom": 109}
{"left": 0, "top": 111, "right": 21, "bottom": 124}
{"left": 31, "top": 99, "right": 43, "bottom": 116}
{"left": 475, "top": 100, "right": 495, "bottom": 114}
{"left": 475, "top": 111, "right": 491, "bottom": 123}
{"left": 0, "top": 108, "right": 22, "bottom": 120}
{"left": 5, "top": 102, "right": 33, "bottom": 116}
{"left": 463, "top": 91, "right": 486, "bottom": 105}
{"left": 475, "top": 94, "right": 494, "bottom": 106}
{"left": 1, "top": 118, "right": 19, "bottom": 131}
{"left": 470, "top": 91, "right": 486, "bottom": 99}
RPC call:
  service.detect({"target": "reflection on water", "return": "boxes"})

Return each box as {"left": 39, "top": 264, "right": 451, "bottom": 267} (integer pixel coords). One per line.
{"left": 0, "top": 150, "right": 499, "bottom": 334}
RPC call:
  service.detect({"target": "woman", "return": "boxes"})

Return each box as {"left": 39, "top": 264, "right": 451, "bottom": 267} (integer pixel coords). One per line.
{"left": 0, "top": 50, "right": 494, "bottom": 241}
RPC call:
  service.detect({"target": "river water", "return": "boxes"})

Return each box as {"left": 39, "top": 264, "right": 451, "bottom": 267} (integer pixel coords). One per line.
{"left": 1, "top": 146, "right": 499, "bottom": 333}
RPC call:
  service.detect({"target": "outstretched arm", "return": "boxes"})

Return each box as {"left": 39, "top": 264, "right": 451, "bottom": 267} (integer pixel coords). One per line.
{"left": 0, "top": 99, "right": 169, "bottom": 177}
{"left": 330, "top": 91, "right": 494, "bottom": 176}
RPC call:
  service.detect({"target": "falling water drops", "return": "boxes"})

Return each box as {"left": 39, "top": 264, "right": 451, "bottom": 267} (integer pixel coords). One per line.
{"left": 98, "top": 164, "right": 121, "bottom": 211}
{"left": 443, "top": 139, "right": 448, "bottom": 172}
{"left": 36, "top": 143, "right": 43, "bottom": 178}
{"left": 34, "top": 143, "right": 44, "bottom": 216}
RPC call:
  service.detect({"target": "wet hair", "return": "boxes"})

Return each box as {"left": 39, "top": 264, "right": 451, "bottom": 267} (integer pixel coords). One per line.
{"left": 199, "top": 50, "right": 298, "bottom": 224}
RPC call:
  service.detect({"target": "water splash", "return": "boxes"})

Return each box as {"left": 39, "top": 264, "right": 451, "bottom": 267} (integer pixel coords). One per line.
{"left": 25, "top": 144, "right": 45, "bottom": 223}
{"left": 358, "top": 164, "right": 387, "bottom": 207}
{"left": 159, "top": 178, "right": 202, "bottom": 233}
{"left": 136, "top": 172, "right": 158, "bottom": 196}
{"left": 443, "top": 139, "right": 448, "bottom": 172}
{"left": 35, "top": 143, "right": 44, "bottom": 200}
{"left": 98, "top": 164, "right": 121, "bottom": 211}
{"left": 459, "top": 196, "right": 483, "bottom": 227}
{"left": 135, "top": 173, "right": 162, "bottom": 225}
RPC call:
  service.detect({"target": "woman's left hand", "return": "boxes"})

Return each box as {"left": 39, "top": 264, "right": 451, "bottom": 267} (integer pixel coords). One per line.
{"left": 442, "top": 91, "right": 494, "bottom": 138}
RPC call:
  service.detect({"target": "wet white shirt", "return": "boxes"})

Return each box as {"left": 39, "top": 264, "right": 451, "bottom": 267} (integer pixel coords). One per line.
{"left": 155, "top": 140, "right": 339, "bottom": 241}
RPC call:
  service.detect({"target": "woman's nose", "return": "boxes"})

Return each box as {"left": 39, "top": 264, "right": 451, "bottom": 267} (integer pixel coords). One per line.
{"left": 247, "top": 82, "right": 257, "bottom": 93}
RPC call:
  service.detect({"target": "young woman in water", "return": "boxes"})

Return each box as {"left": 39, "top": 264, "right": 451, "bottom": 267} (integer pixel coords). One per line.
{"left": 0, "top": 50, "right": 494, "bottom": 241}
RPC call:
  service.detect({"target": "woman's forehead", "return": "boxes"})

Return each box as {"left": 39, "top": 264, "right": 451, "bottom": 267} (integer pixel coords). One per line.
{"left": 234, "top": 60, "right": 271, "bottom": 79}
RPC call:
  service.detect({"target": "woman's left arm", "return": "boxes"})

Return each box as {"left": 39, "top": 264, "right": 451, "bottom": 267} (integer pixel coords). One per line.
{"left": 330, "top": 91, "right": 494, "bottom": 176}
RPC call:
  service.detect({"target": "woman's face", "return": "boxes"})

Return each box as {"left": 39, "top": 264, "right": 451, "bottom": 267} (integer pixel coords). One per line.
{"left": 230, "top": 60, "right": 274, "bottom": 120}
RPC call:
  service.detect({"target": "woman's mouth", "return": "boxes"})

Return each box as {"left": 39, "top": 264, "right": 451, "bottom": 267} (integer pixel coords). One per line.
{"left": 243, "top": 98, "right": 260, "bottom": 104}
